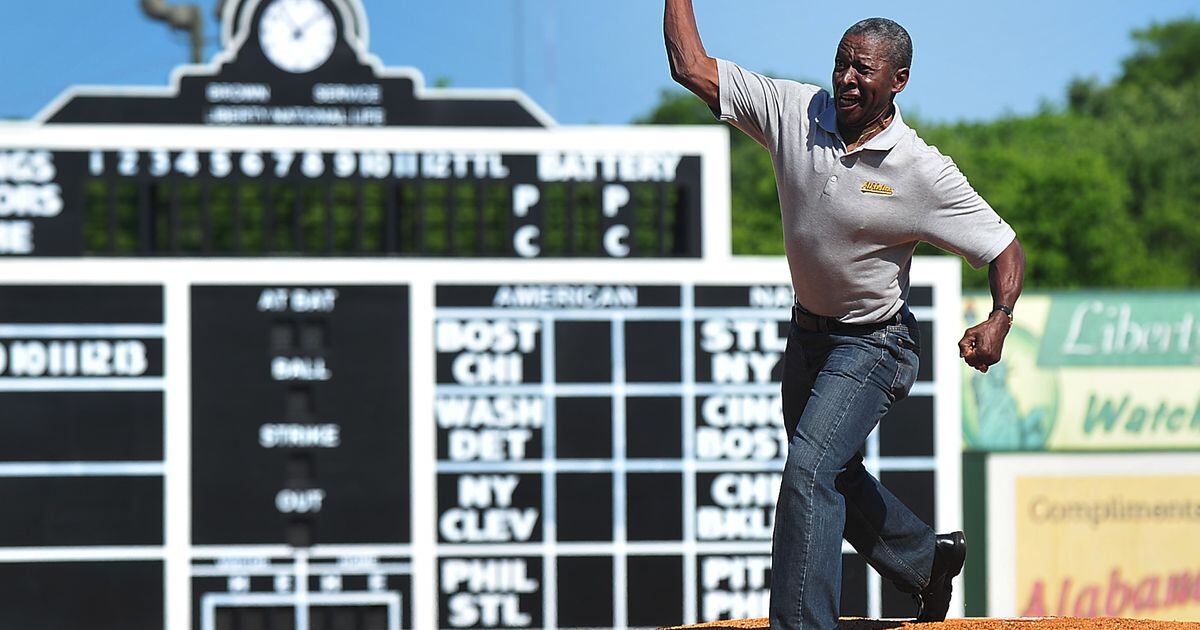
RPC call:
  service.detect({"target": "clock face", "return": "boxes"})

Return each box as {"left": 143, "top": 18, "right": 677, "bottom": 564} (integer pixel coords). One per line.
{"left": 258, "top": 0, "right": 337, "bottom": 73}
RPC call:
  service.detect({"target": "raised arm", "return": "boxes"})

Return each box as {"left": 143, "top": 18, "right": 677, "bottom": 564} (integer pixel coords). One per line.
{"left": 959, "top": 237, "right": 1026, "bottom": 373}
{"left": 664, "top": 0, "right": 719, "bottom": 111}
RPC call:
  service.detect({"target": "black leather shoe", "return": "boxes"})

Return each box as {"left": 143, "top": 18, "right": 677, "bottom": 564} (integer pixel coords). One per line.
{"left": 914, "top": 531, "right": 967, "bottom": 622}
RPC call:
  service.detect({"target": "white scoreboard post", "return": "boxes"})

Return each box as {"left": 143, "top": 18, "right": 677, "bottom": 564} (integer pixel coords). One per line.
{"left": 0, "top": 0, "right": 962, "bottom": 628}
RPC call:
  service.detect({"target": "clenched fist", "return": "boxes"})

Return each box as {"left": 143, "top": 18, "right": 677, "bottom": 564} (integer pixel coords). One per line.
{"left": 958, "top": 312, "right": 1010, "bottom": 373}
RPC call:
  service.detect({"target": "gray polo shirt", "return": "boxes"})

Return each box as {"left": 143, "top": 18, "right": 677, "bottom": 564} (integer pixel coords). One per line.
{"left": 716, "top": 58, "right": 1016, "bottom": 324}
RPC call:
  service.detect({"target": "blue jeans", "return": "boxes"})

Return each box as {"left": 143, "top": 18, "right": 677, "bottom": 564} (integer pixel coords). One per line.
{"left": 769, "top": 308, "right": 935, "bottom": 629}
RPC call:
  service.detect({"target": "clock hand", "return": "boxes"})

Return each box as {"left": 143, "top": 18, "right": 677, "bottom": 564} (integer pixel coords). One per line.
{"left": 279, "top": 3, "right": 302, "bottom": 31}
{"left": 295, "top": 10, "right": 330, "bottom": 35}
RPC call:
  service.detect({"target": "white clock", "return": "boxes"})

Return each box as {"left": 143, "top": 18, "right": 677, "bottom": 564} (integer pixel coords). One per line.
{"left": 258, "top": 0, "right": 337, "bottom": 73}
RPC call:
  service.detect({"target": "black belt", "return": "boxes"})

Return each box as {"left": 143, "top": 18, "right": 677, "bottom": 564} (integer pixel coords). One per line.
{"left": 791, "top": 304, "right": 902, "bottom": 334}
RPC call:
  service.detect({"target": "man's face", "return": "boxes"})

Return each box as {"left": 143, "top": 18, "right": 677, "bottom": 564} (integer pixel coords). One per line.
{"left": 832, "top": 34, "right": 909, "bottom": 130}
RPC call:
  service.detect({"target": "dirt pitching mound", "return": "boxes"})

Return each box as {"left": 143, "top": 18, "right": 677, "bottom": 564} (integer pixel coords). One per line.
{"left": 666, "top": 617, "right": 1200, "bottom": 629}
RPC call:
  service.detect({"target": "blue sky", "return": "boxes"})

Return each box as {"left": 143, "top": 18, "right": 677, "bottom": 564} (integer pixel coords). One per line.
{"left": 2, "top": 0, "right": 1196, "bottom": 124}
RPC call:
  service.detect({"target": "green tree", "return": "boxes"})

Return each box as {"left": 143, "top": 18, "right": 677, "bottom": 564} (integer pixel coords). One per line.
{"left": 919, "top": 114, "right": 1147, "bottom": 288}
{"left": 1066, "top": 19, "right": 1200, "bottom": 286}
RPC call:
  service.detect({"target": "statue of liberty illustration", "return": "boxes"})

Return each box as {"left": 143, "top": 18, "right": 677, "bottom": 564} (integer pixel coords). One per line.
{"left": 966, "top": 302, "right": 1054, "bottom": 451}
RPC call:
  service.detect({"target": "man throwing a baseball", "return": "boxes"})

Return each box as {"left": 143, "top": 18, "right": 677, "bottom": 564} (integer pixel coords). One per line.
{"left": 664, "top": 3, "right": 1026, "bottom": 628}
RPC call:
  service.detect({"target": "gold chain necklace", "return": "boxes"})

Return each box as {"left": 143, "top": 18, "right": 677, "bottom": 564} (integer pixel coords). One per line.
{"left": 846, "top": 105, "right": 895, "bottom": 151}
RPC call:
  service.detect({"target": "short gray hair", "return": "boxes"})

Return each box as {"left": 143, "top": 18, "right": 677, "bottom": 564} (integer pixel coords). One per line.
{"left": 843, "top": 18, "right": 913, "bottom": 70}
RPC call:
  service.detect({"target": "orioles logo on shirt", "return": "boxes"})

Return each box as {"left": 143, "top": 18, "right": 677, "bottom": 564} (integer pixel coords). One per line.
{"left": 861, "top": 181, "right": 895, "bottom": 196}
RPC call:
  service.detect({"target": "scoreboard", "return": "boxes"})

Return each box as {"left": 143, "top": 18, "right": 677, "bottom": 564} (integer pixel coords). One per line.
{"left": 0, "top": 258, "right": 962, "bottom": 629}
{"left": 0, "top": 0, "right": 965, "bottom": 626}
